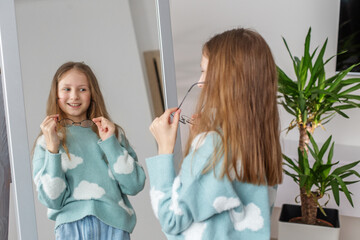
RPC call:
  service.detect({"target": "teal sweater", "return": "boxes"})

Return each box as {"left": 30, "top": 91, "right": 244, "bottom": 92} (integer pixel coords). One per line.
{"left": 32, "top": 126, "right": 146, "bottom": 233}
{"left": 146, "top": 132, "right": 277, "bottom": 240}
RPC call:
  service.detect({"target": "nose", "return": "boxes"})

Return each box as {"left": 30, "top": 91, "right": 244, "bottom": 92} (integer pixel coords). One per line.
{"left": 70, "top": 90, "right": 80, "bottom": 100}
{"left": 197, "top": 78, "right": 204, "bottom": 88}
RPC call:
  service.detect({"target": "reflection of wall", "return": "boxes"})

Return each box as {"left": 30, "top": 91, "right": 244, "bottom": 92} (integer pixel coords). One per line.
{"left": 10, "top": 0, "right": 160, "bottom": 239}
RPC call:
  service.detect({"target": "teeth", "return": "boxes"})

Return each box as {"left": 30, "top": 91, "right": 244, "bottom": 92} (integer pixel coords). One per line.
{"left": 68, "top": 103, "right": 80, "bottom": 107}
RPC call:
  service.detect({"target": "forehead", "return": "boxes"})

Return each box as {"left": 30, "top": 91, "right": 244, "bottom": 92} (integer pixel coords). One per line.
{"left": 201, "top": 55, "right": 209, "bottom": 68}
{"left": 58, "top": 69, "right": 89, "bottom": 86}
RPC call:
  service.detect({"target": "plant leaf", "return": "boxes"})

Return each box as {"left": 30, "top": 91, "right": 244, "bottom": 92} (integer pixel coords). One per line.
{"left": 307, "top": 131, "right": 319, "bottom": 153}
{"left": 332, "top": 160, "right": 360, "bottom": 176}
{"left": 333, "top": 175, "right": 354, "bottom": 207}
{"left": 341, "top": 78, "right": 360, "bottom": 86}
{"left": 339, "top": 83, "right": 360, "bottom": 96}
{"left": 330, "top": 180, "right": 340, "bottom": 205}
{"left": 318, "top": 135, "right": 332, "bottom": 160}
{"left": 331, "top": 107, "right": 350, "bottom": 118}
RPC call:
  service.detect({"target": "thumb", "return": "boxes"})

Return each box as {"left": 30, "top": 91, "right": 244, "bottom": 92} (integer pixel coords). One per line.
{"left": 94, "top": 121, "right": 103, "bottom": 131}
{"left": 172, "top": 109, "right": 181, "bottom": 126}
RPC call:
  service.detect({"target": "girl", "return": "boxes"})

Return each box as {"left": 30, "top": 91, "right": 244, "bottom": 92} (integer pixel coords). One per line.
{"left": 32, "top": 62, "right": 146, "bottom": 239}
{"left": 146, "top": 28, "right": 283, "bottom": 239}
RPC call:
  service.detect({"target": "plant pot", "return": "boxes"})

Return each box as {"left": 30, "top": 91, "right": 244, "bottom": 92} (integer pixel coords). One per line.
{"left": 278, "top": 204, "right": 340, "bottom": 240}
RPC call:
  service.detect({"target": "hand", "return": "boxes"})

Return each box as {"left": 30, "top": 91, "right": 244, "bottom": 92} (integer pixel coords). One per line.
{"left": 93, "top": 116, "right": 116, "bottom": 141}
{"left": 40, "top": 114, "right": 60, "bottom": 153}
{"left": 149, "top": 107, "right": 180, "bottom": 155}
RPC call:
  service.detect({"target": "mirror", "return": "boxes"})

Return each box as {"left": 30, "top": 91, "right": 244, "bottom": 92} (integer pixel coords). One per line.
{"left": 1, "top": 0, "right": 172, "bottom": 239}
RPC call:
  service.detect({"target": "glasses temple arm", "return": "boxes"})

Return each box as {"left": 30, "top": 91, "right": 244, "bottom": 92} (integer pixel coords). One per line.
{"left": 177, "top": 81, "right": 205, "bottom": 110}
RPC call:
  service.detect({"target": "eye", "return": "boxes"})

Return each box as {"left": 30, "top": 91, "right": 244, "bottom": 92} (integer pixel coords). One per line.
{"left": 80, "top": 88, "right": 87, "bottom": 92}
{"left": 63, "top": 88, "right": 70, "bottom": 91}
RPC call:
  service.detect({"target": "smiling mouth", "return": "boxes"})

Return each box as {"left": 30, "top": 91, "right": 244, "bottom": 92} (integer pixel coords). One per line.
{"left": 67, "top": 103, "right": 81, "bottom": 107}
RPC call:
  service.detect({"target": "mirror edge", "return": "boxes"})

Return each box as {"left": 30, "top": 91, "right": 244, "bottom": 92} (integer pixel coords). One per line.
{"left": 155, "top": 0, "right": 183, "bottom": 162}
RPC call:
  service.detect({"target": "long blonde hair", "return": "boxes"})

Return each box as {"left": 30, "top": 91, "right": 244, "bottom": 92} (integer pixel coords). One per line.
{"left": 184, "top": 28, "right": 282, "bottom": 186}
{"left": 33, "top": 61, "right": 124, "bottom": 157}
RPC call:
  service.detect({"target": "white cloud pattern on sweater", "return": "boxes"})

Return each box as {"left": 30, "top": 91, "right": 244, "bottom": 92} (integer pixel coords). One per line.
{"left": 113, "top": 151, "right": 134, "bottom": 174}
{"left": 183, "top": 222, "right": 207, "bottom": 240}
{"left": 150, "top": 187, "right": 165, "bottom": 219}
{"left": 61, "top": 153, "right": 83, "bottom": 172}
{"left": 230, "top": 203, "right": 264, "bottom": 231}
{"left": 169, "top": 176, "right": 183, "bottom": 215}
{"left": 40, "top": 174, "right": 66, "bottom": 200}
{"left": 213, "top": 196, "right": 241, "bottom": 213}
{"left": 73, "top": 181, "right": 105, "bottom": 200}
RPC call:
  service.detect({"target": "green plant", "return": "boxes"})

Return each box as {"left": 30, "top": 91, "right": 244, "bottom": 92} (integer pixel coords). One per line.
{"left": 278, "top": 27, "right": 360, "bottom": 225}
{"left": 283, "top": 133, "right": 360, "bottom": 225}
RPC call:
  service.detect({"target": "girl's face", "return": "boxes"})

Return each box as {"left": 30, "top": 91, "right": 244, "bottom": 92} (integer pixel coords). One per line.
{"left": 198, "top": 54, "right": 209, "bottom": 87}
{"left": 57, "top": 69, "right": 91, "bottom": 122}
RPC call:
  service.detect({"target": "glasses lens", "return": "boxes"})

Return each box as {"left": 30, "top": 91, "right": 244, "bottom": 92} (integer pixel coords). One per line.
{"left": 81, "top": 120, "right": 94, "bottom": 128}
{"left": 178, "top": 115, "right": 186, "bottom": 124}
{"left": 181, "top": 115, "right": 194, "bottom": 125}
{"left": 59, "top": 119, "right": 73, "bottom": 127}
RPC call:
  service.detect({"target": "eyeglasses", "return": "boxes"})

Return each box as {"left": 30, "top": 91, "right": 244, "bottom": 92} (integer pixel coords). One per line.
{"left": 58, "top": 118, "right": 94, "bottom": 128}
{"left": 172, "top": 82, "right": 205, "bottom": 125}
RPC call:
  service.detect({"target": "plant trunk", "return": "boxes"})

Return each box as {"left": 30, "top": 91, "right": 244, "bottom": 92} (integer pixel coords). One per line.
{"left": 298, "top": 123, "right": 314, "bottom": 153}
{"left": 298, "top": 123, "right": 318, "bottom": 224}
{"left": 300, "top": 187, "right": 319, "bottom": 225}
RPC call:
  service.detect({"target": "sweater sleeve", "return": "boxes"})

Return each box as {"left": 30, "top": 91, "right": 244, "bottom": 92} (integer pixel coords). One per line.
{"left": 146, "top": 132, "right": 243, "bottom": 235}
{"left": 32, "top": 136, "right": 71, "bottom": 210}
{"left": 98, "top": 134, "right": 146, "bottom": 195}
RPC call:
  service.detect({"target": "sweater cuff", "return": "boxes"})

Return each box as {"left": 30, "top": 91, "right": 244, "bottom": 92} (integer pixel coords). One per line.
{"left": 44, "top": 150, "right": 62, "bottom": 174}
{"left": 97, "top": 134, "right": 121, "bottom": 156}
{"left": 146, "top": 154, "right": 176, "bottom": 189}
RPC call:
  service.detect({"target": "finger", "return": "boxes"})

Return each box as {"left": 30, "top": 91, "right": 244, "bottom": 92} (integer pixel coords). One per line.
{"left": 149, "top": 124, "right": 154, "bottom": 135}
{"left": 41, "top": 117, "right": 56, "bottom": 129}
{"left": 94, "top": 121, "right": 104, "bottom": 131}
{"left": 41, "top": 119, "right": 58, "bottom": 134}
{"left": 41, "top": 115, "right": 54, "bottom": 125}
{"left": 172, "top": 109, "right": 181, "bottom": 125}
{"left": 163, "top": 107, "right": 180, "bottom": 118}
{"left": 92, "top": 116, "right": 104, "bottom": 123}
{"left": 92, "top": 117, "right": 107, "bottom": 131}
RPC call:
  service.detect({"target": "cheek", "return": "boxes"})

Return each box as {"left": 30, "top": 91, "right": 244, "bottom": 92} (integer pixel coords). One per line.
{"left": 57, "top": 91, "right": 67, "bottom": 100}
{"left": 57, "top": 98, "right": 66, "bottom": 107}
{"left": 83, "top": 93, "right": 91, "bottom": 105}
{"left": 199, "top": 73, "right": 206, "bottom": 83}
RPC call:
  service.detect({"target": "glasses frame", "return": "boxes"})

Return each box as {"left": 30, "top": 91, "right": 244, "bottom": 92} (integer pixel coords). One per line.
{"left": 172, "top": 81, "right": 205, "bottom": 125}
{"left": 58, "top": 118, "right": 95, "bottom": 128}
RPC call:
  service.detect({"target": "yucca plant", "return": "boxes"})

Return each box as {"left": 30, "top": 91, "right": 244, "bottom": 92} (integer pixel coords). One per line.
{"left": 283, "top": 133, "right": 360, "bottom": 225}
{"left": 278, "top": 27, "right": 360, "bottom": 225}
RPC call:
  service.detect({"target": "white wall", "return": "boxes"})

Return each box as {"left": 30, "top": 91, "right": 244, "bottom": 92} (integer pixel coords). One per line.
{"left": 10, "top": 0, "right": 163, "bottom": 239}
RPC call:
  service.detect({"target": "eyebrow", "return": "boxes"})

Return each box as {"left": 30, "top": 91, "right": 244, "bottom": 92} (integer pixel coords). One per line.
{"left": 60, "top": 84, "right": 89, "bottom": 87}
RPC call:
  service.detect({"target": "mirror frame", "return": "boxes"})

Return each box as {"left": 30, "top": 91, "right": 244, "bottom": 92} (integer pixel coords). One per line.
{"left": 0, "top": 0, "right": 179, "bottom": 239}
{"left": 155, "top": 0, "right": 182, "bottom": 160}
